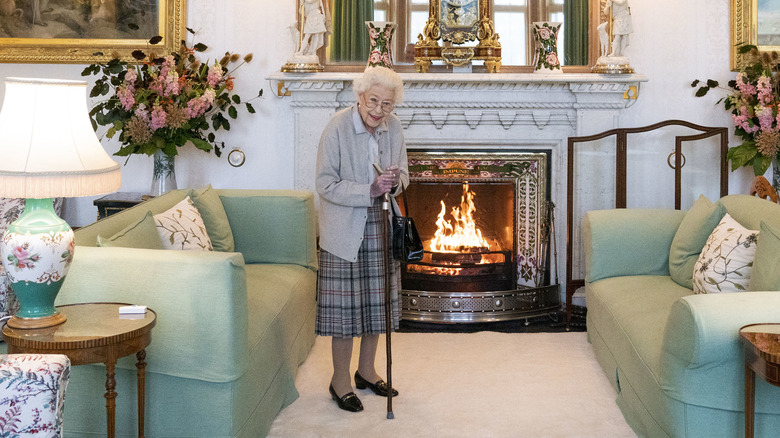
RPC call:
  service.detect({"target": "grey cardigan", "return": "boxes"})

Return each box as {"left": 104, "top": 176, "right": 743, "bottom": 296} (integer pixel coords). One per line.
{"left": 315, "top": 105, "right": 409, "bottom": 262}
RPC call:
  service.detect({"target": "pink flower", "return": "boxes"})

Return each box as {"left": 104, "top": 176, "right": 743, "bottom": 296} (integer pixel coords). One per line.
{"left": 537, "top": 27, "right": 551, "bottom": 40}
{"left": 757, "top": 75, "right": 773, "bottom": 105}
{"left": 384, "top": 26, "right": 393, "bottom": 40}
{"left": 164, "top": 71, "right": 181, "bottom": 96}
{"left": 124, "top": 69, "right": 137, "bottom": 92}
{"left": 117, "top": 86, "right": 135, "bottom": 111}
{"left": 546, "top": 52, "right": 559, "bottom": 66}
{"left": 150, "top": 105, "right": 167, "bottom": 131}
{"left": 369, "top": 27, "right": 379, "bottom": 40}
{"left": 135, "top": 105, "right": 149, "bottom": 120}
{"left": 733, "top": 106, "right": 760, "bottom": 134}
{"left": 757, "top": 105, "right": 774, "bottom": 131}
{"left": 382, "top": 52, "right": 391, "bottom": 67}
{"left": 159, "top": 55, "right": 176, "bottom": 78}
{"left": 12, "top": 244, "right": 38, "bottom": 269}
{"left": 201, "top": 88, "right": 216, "bottom": 106}
{"left": 207, "top": 64, "right": 223, "bottom": 88}
{"left": 369, "top": 50, "right": 382, "bottom": 65}
{"left": 735, "top": 73, "right": 757, "bottom": 96}
{"left": 184, "top": 90, "right": 215, "bottom": 119}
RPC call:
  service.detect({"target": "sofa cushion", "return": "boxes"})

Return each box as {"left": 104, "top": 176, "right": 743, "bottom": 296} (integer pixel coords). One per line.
{"left": 189, "top": 185, "right": 235, "bottom": 252}
{"left": 97, "top": 211, "right": 164, "bottom": 249}
{"left": 669, "top": 195, "right": 725, "bottom": 289}
{"left": 693, "top": 213, "right": 758, "bottom": 294}
{"left": 749, "top": 221, "right": 780, "bottom": 291}
{"left": 718, "top": 194, "right": 780, "bottom": 230}
{"left": 154, "top": 196, "right": 213, "bottom": 251}
{"left": 583, "top": 209, "right": 686, "bottom": 283}
{"left": 219, "top": 190, "right": 318, "bottom": 268}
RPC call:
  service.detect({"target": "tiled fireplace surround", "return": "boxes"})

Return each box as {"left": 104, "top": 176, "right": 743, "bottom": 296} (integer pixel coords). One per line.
{"left": 268, "top": 72, "right": 648, "bottom": 305}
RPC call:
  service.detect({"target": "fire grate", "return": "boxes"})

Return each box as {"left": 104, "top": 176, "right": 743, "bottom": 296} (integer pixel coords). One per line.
{"left": 400, "top": 151, "right": 559, "bottom": 323}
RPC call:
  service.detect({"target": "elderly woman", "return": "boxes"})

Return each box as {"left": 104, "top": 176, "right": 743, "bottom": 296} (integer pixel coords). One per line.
{"left": 315, "top": 66, "right": 408, "bottom": 413}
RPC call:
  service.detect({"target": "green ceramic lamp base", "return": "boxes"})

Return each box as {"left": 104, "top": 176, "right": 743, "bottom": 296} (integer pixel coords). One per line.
{"left": 1, "top": 198, "right": 74, "bottom": 330}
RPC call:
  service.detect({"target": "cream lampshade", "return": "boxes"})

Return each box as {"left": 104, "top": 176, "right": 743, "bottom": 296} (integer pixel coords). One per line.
{"left": 0, "top": 77, "right": 121, "bottom": 329}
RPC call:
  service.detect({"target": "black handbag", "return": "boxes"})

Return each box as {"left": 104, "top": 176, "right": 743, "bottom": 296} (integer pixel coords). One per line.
{"left": 392, "top": 186, "right": 424, "bottom": 263}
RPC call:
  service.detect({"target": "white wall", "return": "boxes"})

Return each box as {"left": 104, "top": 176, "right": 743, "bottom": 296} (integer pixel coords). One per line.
{"left": 0, "top": 0, "right": 754, "bottom": 226}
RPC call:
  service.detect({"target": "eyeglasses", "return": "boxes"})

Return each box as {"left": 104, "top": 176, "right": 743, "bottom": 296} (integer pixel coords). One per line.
{"left": 364, "top": 97, "right": 394, "bottom": 113}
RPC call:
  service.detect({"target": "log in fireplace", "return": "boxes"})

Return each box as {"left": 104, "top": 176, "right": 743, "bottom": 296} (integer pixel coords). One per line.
{"left": 399, "top": 151, "right": 559, "bottom": 323}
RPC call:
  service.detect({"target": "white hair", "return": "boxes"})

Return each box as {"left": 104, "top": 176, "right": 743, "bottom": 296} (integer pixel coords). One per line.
{"left": 352, "top": 67, "right": 404, "bottom": 104}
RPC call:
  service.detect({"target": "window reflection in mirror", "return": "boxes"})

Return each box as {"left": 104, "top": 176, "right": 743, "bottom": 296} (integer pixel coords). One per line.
{"left": 326, "top": 0, "right": 593, "bottom": 68}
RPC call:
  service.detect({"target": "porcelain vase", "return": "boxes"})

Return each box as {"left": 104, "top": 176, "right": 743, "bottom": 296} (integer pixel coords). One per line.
{"left": 0, "top": 198, "right": 72, "bottom": 326}
{"left": 366, "top": 21, "right": 396, "bottom": 69}
{"left": 532, "top": 21, "right": 562, "bottom": 74}
{"left": 150, "top": 149, "right": 177, "bottom": 197}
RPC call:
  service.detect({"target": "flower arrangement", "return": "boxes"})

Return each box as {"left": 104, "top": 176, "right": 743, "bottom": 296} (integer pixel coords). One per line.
{"left": 532, "top": 22, "right": 561, "bottom": 72}
{"left": 692, "top": 44, "right": 780, "bottom": 175}
{"left": 81, "top": 33, "right": 262, "bottom": 159}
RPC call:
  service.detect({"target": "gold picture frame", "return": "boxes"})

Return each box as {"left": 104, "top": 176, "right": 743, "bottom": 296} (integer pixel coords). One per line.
{"left": 731, "top": 0, "right": 780, "bottom": 71}
{"left": 0, "top": 0, "right": 185, "bottom": 64}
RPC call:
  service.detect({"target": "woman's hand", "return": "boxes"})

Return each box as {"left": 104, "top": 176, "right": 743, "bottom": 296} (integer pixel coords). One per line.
{"left": 370, "top": 165, "right": 400, "bottom": 197}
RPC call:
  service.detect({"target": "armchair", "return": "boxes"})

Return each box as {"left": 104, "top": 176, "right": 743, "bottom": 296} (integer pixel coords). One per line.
{"left": 0, "top": 354, "right": 70, "bottom": 436}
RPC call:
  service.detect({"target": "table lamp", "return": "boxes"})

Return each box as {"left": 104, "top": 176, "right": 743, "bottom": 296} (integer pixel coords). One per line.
{"left": 0, "top": 77, "right": 121, "bottom": 329}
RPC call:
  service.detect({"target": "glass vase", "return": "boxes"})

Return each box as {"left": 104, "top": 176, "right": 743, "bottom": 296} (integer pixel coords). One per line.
{"left": 150, "top": 149, "right": 177, "bottom": 197}
{"left": 532, "top": 22, "right": 562, "bottom": 74}
{"left": 366, "top": 21, "right": 396, "bottom": 69}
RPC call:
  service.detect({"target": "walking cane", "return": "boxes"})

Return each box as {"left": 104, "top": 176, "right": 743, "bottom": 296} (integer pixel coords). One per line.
{"left": 375, "top": 164, "right": 395, "bottom": 420}
{"left": 382, "top": 191, "right": 394, "bottom": 419}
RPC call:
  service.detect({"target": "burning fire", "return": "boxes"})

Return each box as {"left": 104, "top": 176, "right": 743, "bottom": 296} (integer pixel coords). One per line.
{"left": 428, "top": 182, "right": 490, "bottom": 253}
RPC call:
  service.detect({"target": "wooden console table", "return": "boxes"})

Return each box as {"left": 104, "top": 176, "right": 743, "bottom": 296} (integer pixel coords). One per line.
{"left": 740, "top": 323, "right": 780, "bottom": 438}
{"left": 2, "top": 302, "right": 156, "bottom": 438}
{"left": 93, "top": 192, "right": 147, "bottom": 220}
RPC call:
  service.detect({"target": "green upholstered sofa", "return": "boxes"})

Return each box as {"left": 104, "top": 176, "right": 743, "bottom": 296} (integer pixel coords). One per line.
{"left": 584, "top": 194, "right": 780, "bottom": 438}
{"left": 54, "top": 189, "right": 318, "bottom": 438}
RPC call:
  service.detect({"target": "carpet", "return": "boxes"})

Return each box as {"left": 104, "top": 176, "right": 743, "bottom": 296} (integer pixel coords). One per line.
{"left": 267, "top": 332, "right": 637, "bottom": 438}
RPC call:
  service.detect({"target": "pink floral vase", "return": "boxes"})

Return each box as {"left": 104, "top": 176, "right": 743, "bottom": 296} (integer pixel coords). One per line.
{"left": 532, "top": 22, "right": 562, "bottom": 74}
{"left": 366, "top": 21, "right": 396, "bottom": 69}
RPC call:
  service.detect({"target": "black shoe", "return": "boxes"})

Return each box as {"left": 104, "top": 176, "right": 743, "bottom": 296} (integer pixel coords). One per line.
{"left": 329, "top": 384, "right": 363, "bottom": 412}
{"left": 354, "top": 371, "right": 399, "bottom": 397}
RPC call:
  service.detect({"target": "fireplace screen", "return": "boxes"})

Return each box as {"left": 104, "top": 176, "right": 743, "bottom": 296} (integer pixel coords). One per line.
{"left": 399, "top": 151, "right": 559, "bottom": 323}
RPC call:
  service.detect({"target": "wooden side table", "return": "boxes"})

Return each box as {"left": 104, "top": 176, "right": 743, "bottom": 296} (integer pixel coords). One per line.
{"left": 740, "top": 323, "right": 780, "bottom": 438}
{"left": 93, "top": 192, "right": 147, "bottom": 220}
{"left": 2, "top": 302, "right": 156, "bottom": 438}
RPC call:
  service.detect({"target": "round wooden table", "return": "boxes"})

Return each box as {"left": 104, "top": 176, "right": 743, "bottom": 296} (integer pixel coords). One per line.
{"left": 2, "top": 302, "right": 156, "bottom": 438}
{"left": 740, "top": 323, "right": 780, "bottom": 438}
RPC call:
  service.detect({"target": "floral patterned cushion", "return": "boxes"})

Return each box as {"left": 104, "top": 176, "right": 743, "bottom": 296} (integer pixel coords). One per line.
{"left": 0, "top": 199, "right": 64, "bottom": 320}
{"left": 153, "top": 196, "right": 213, "bottom": 251}
{"left": 0, "top": 354, "right": 70, "bottom": 437}
{"left": 693, "top": 213, "right": 759, "bottom": 294}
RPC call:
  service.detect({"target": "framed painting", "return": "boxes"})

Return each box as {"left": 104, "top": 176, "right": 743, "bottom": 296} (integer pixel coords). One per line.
{"left": 0, "top": 0, "right": 185, "bottom": 64}
{"left": 732, "top": 0, "right": 780, "bottom": 71}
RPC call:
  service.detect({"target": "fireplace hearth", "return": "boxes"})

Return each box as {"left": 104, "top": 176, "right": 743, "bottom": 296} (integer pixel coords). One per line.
{"left": 399, "top": 151, "right": 559, "bottom": 323}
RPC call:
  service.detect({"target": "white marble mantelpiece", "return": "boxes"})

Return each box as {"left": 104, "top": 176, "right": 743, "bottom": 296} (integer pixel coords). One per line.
{"left": 268, "top": 71, "right": 648, "bottom": 294}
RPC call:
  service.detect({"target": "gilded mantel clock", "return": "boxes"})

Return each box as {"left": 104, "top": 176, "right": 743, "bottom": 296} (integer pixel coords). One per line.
{"left": 414, "top": 0, "right": 501, "bottom": 72}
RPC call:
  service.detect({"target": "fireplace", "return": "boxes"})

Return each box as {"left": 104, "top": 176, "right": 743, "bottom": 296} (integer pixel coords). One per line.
{"left": 269, "top": 72, "right": 648, "bottom": 319}
{"left": 399, "top": 151, "right": 559, "bottom": 323}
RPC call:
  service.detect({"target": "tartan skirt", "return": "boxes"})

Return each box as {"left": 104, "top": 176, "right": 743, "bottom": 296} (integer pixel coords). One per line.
{"left": 316, "top": 200, "right": 401, "bottom": 338}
